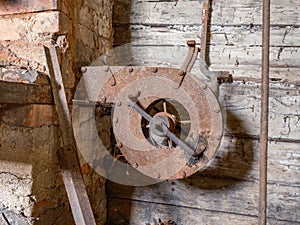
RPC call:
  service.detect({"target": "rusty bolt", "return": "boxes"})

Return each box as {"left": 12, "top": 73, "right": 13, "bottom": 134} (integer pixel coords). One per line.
{"left": 116, "top": 142, "right": 123, "bottom": 149}
{"left": 178, "top": 70, "right": 185, "bottom": 76}
{"left": 199, "top": 143, "right": 207, "bottom": 151}
{"left": 128, "top": 67, "right": 134, "bottom": 73}
{"left": 201, "top": 82, "right": 207, "bottom": 89}
{"left": 151, "top": 67, "right": 158, "bottom": 73}
{"left": 81, "top": 67, "right": 87, "bottom": 73}
{"left": 132, "top": 163, "right": 138, "bottom": 168}
{"left": 180, "top": 171, "right": 186, "bottom": 178}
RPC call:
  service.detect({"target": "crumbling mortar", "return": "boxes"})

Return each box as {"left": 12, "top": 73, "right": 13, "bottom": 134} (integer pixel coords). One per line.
{"left": 0, "top": 172, "right": 31, "bottom": 181}
{"left": 0, "top": 44, "right": 46, "bottom": 73}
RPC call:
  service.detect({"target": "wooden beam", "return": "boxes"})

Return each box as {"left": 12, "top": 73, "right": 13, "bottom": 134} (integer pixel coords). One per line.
{"left": 107, "top": 198, "right": 300, "bottom": 225}
{"left": 0, "top": 0, "right": 58, "bottom": 15}
{"left": 0, "top": 80, "right": 53, "bottom": 104}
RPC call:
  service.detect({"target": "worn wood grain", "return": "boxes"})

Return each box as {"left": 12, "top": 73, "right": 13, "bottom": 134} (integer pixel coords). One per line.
{"left": 113, "top": 0, "right": 300, "bottom": 26}
{"left": 108, "top": 45, "right": 300, "bottom": 83}
{"left": 107, "top": 176, "right": 300, "bottom": 222}
{"left": 0, "top": 80, "right": 74, "bottom": 104}
{"left": 203, "top": 137, "right": 300, "bottom": 185}
{"left": 110, "top": 1, "right": 300, "bottom": 224}
{"left": 0, "top": 81, "right": 53, "bottom": 104}
{"left": 107, "top": 138, "right": 300, "bottom": 222}
{"left": 114, "top": 25, "right": 300, "bottom": 47}
{"left": 106, "top": 137, "right": 300, "bottom": 185}
{"left": 220, "top": 84, "right": 300, "bottom": 140}
{"left": 118, "top": 45, "right": 300, "bottom": 68}
{"left": 107, "top": 198, "right": 300, "bottom": 225}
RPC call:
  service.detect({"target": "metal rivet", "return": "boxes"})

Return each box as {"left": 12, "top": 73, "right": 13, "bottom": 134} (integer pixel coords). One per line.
{"left": 128, "top": 67, "right": 134, "bottom": 73}
{"left": 116, "top": 142, "right": 123, "bottom": 148}
{"left": 132, "top": 163, "right": 138, "bottom": 168}
{"left": 181, "top": 171, "right": 186, "bottom": 178}
{"left": 81, "top": 67, "right": 87, "bottom": 73}
{"left": 201, "top": 83, "right": 207, "bottom": 89}
{"left": 151, "top": 67, "right": 158, "bottom": 73}
{"left": 179, "top": 70, "right": 185, "bottom": 76}
{"left": 199, "top": 143, "right": 207, "bottom": 151}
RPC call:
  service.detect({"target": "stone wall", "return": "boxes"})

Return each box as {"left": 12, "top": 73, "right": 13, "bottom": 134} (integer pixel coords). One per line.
{"left": 0, "top": 0, "right": 113, "bottom": 224}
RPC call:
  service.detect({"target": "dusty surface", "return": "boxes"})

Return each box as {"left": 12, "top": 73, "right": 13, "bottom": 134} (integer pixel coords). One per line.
{"left": 0, "top": 0, "right": 113, "bottom": 224}
{"left": 108, "top": 0, "right": 300, "bottom": 224}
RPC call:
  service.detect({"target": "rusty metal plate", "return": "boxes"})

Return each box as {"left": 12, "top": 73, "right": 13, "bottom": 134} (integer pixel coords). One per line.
{"left": 94, "top": 66, "right": 223, "bottom": 180}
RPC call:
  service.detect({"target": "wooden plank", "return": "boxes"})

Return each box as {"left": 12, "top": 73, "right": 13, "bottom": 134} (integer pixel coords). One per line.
{"left": 0, "top": 0, "right": 58, "bottom": 15}
{"left": 202, "top": 138, "right": 300, "bottom": 185}
{"left": 0, "top": 104, "right": 58, "bottom": 127}
{"left": 45, "top": 46, "right": 97, "bottom": 225}
{"left": 0, "top": 80, "right": 53, "bottom": 104}
{"left": 107, "top": 198, "right": 300, "bottom": 225}
{"left": 220, "top": 84, "right": 300, "bottom": 140}
{"left": 0, "top": 80, "right": 73, "bottom": 104}
{"left": 107, "top": 177, "right": 300, "bottom": 222}
{"left": 105, "top": 137, "right": 300, "bottom": 185}
{"left": 208, "top": 45, "right": 300, "bottom": 67}
{"left": 209, "top": 66, "right": 300, "bottom": 85}
{"left": 120, "top": 46, "right": 300, "bottom": 68}
{"left": 110, "top": 45, "right": 300, "bottom": 83}
{"left": 113, "top": 0, "right": 300, "bottom": 26}
{"left": 114, "top": 25, "right": 300, "bottom": 47}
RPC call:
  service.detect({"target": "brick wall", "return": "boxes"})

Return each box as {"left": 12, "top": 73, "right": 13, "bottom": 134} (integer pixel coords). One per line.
{"left": 0, "top": 0, "right": 113, "bottom": 224}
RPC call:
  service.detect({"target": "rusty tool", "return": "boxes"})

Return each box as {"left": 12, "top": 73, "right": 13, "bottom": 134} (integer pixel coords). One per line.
{"left": 259, "top": 0, "right": 270, "bottom": 223}
{"left": 44, "top": 46, "right": 96, "bottom": 225}
{"left": 199, "top": 0, "right": 231, "bottom": 96}
{"left": 79, "top": 66, "right": 223, "bottom": 180}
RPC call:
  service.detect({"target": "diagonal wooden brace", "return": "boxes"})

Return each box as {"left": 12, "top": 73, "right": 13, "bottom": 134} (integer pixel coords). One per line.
{"left": 44, "top": 46, "right": 96, "bottom": 225}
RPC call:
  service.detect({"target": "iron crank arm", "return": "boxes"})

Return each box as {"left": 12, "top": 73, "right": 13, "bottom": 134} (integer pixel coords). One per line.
{"left": 127, "top": 98, "right": 195, "bottom": 157}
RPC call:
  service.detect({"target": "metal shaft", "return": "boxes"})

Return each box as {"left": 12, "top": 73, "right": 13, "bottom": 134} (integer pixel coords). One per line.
{"left": 128, "top": 99, "right": 195, "bottom": 156}
{"left": 259, "top": 0, "right": 270, "bottom": 224}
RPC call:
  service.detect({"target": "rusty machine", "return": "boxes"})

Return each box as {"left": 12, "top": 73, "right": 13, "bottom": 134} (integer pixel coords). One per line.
{"left": 72, "top": 2, "right": 230, "bottom": 183}
{"left": 44, "top": 0, "right": 270, "bottom": 224}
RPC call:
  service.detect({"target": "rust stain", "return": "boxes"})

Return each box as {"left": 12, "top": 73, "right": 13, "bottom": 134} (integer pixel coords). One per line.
{"left": 81, "top": 163, "right": 93, "bottom": 175}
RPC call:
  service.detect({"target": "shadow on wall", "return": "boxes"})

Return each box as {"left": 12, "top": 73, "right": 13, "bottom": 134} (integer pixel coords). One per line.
{"left": 182, "top": 109, "right": 255, "bottom": 189}
{"left": 106, "top": 0, "right": 133, "bottom": 224}
{"left": 113, "top": 0, "right": 132, "bottom": 47}
{"left": 0, "top": 104, "right": 75, "bottom": 225}
{"left": 106, "top": 0, "right": 254, "bottom": 223}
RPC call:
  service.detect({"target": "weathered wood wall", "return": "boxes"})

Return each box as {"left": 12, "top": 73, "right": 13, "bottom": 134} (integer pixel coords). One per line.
{"left": 108, "top": 0, "right": 300, "bottom": 224}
